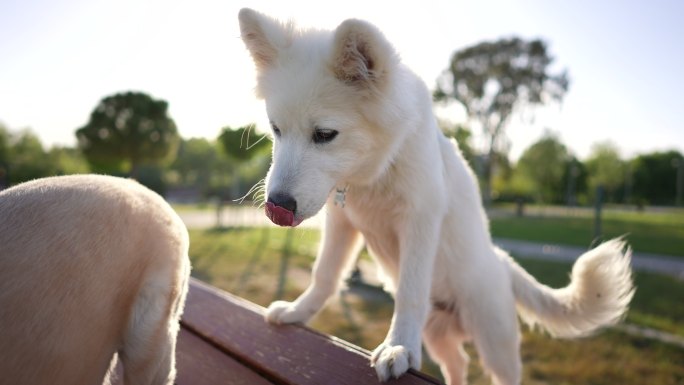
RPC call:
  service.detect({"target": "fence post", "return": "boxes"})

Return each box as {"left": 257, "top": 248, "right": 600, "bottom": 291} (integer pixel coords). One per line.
{"left": 676, "top": 159, "right": 683, "bottom": 207}
{"left": 275, "top": 227, "right": 294, "bottom": 300}
{"left": 215, "top": 198, "right": 224, "bottom": 228}
{"left": 594, "top": 185, "right": 604, "bottom": 240}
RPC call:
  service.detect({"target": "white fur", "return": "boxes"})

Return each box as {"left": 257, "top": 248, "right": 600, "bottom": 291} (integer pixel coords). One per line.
{"left": 239, "top": 9, "right": 635, "bottom": 385}
{"left": 0, "top": 175, "right": 191, "bottom": 385}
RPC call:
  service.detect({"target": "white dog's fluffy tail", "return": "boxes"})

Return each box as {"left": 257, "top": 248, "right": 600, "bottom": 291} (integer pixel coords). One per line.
{"left": 503, "top": 239, "right": 635, "bottom": 338}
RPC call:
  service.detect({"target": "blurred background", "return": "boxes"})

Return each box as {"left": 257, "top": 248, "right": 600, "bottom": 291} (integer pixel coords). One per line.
{"left": 1, "top": 1, "right": 683, "bottom": 384}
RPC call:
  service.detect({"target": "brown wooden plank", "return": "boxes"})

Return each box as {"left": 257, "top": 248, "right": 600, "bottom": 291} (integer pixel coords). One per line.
{"left": 110, "top": 328, "right": 274, "bottom": 385}
{"left": 182, "top": 278, "right": 443, "bottom": 385}
{"left": 176, "top": 328, "right": 275, "bottom": 385}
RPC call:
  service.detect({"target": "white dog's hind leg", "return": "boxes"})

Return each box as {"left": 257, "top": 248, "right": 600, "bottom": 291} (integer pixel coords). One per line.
{"left": 467, "top": 293, "right": 521, "bottom": 385}
{"left": 423, "top": 310, "right": 469, "bottom": 385}
{"left": 266, "top": 205, "right": 362, "bottom": 324}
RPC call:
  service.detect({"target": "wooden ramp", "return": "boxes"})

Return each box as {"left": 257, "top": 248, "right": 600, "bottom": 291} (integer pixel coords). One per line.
{"left": 117, "top": 278, "right": 442, "bottom": 385}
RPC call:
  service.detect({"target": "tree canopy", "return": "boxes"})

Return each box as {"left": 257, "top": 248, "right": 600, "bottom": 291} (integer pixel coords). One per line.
{"left": 0, "top": 127, "right": 88, "bottom": 186}
{"left": 218, "top": 124, "right": 271, "bottom": 161}
{"left": 631, "top": 150, "right": 683, "bottom": 205}
{"left": 75, "top": 91, "right": 180, "bottom": 177}
{"left": 586, "top": 141, "right": 626, "bottom": 201}
{"left": 440, "top": 122, "right": 476, "bottom": 167}
{"left": 516, "top": 131, "right": 570, "bottom": 203}
{"left": 171, "top": 137, "right": 220, "bottom": 187}
{"left": 4, "top": 129, "right": 53, "bottom": 184}
{"left": 0, "top": 125, "right": 9, "bottom": 186}
{"left": 435, "top": 37, "right": 569, "bottom": 203}
{"left": 217, "top": 124, "right": 272, "bottom": 201}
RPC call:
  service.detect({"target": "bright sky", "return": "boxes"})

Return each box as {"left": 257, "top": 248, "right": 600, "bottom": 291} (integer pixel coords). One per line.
{"left": 1, "top": 0, "right": 682, "bottom": 161}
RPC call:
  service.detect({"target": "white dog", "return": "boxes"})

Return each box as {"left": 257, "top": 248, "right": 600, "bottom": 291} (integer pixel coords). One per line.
{"left": 238, "top": 9, "right": 634, "bottom": 385}
{"left": 0, "top": 175, "right": 190, "bottom": 385}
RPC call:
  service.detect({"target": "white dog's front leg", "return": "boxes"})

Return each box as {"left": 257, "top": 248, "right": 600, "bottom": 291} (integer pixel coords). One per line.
{"left": 371, "top": 213, "right": 441, "bottom": 381}
{"left": 266, "top": 204, "right": 362, "bottom": 325}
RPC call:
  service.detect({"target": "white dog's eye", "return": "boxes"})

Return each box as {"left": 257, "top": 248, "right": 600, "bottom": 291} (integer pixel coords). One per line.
{"left": 312, "top": 128, "right": 338, "bottom": 144}
{"left": 270, "top": 121, "right": 281, "bottom": 137}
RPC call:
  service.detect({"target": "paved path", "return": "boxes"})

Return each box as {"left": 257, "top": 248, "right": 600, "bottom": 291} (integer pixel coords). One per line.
{"left": 178, "top": 209, "right": 684, "bottom": 280}
{"left": 494, "top": 238, "right": 684, "bottom": 279}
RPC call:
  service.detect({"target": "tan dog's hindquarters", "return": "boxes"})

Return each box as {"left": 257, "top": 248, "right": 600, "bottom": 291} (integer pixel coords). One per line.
{"left": 0, "top": 175, "right": 191, "bottom": 385}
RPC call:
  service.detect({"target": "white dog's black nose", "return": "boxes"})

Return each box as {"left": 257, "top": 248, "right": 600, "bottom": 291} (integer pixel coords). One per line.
{"left": 267, "top": 192, "right": 297, "bottom": 214}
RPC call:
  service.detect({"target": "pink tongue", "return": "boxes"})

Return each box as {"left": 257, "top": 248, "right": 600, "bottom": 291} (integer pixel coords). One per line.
{"left": 265, "top": 202, "right": 300, "bottom": 227}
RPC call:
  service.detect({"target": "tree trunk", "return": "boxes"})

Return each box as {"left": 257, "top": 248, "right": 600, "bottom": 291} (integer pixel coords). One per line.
{"left": 129, "top": 161, "right": 140, "bottom": 180}
{"left": 482, "top": 151, "right": 493, "bottom": 206}
{"left": 482, "top": 125, "right": 500, "bottom": 207}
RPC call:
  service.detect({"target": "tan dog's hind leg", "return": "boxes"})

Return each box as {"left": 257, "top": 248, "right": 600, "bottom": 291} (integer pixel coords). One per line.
{"left": 120, "top": 254, "right": 190, "bottom": 385}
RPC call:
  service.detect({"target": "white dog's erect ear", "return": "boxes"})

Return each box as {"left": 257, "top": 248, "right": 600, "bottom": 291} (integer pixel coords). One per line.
{"left": 331, "top": 19, "right": 398, "bottom": 90}
{"left": 238, "top": 8, "right": 291, "bottom": 71}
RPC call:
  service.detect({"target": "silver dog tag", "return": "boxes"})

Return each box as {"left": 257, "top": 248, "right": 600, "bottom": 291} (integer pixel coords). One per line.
{"left": 334, "top": 185, "right": 348, "bottom": 208}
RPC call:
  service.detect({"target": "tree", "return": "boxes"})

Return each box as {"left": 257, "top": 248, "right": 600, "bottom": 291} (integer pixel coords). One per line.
{"left": 440, "top": 122, "right": 477, "bottom": 167}
{"left": 218, "top": 124, "right": 271, "bottom": 161}
{"left": 4, "top": 129, "right": 56, "bottom": 185}
{"left": 0, "top": 124, "right": 8, "bottom": 162}
{"left": 171, "top": 138, "right": 218, "bottom": 186}
{"left": 434, "top": 37, "right": 569, "bottom": 204}
{"left": 47, "top": 146, "right": 90, "bottom": 175}
{"left": 168, "top": 137, "right": 232, "bottom": 197}
{"left": 217, "top": 124, "right": 271, "bottom": 201}
{"left": 0, "top": 125, "right": 90, "bottom": 187}
{"left": 75, "top": 91, "right": 180, "bottom": 177}
{"left": 585, "top": 141, "right": 626, "bottom": 202}
{"left": 515, "top": 131, "right": 569, "bottom": 203}
{"left": 631, "top": 150, "right": 684, "bottom": 205}
{"left": 0, "top": 125, "right": 9, "bottom": 188}
{"left": 562, "top": 156, "right": 588, "bottom": 206}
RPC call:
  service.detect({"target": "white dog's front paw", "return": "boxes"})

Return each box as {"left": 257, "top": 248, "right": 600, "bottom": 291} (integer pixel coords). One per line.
{"left": 370, "top": 341, "right": 421, "bottom": 381}
{"left": 264, "top": 300, "right": 315, "bottom": 325}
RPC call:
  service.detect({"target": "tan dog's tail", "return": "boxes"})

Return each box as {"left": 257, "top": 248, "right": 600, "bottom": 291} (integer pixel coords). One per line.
{"left": 502, "top": 239, "right": 634, "bottom": 338}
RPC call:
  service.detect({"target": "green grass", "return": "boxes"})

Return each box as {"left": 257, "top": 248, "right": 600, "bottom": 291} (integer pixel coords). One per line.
{"left": 514, "top": 330, "right": 684, "bottom": 385}
{"left": 490, "top": 209, "right": 684, "bottom": 257}
{"left": 448, "top": 328, "right": 684, "bottom": 385}
{"left": 187, "top": 227, "right": 684, "bottom": 385}
{"left": 188, "top": 227, "right": 320, "bottom": 303}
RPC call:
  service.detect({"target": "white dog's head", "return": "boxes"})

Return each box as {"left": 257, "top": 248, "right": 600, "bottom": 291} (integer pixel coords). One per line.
{"left": 239, "top": 9, "right": 411, "bottom": 226}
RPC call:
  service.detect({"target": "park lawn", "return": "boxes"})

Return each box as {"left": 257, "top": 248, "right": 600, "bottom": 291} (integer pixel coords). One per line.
{"left": 187, "top": 226, "right": 321, "bottom": 302}
{"left": 490, "top": 210, "right": 684, "bottom": 257}
{"left": 187, "top": 227, "right": 684, "bottom": 385}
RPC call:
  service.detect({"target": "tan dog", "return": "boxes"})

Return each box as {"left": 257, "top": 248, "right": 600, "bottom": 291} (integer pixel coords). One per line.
{"left": 0, "top": 174, "right": 191, "bottom": 385}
